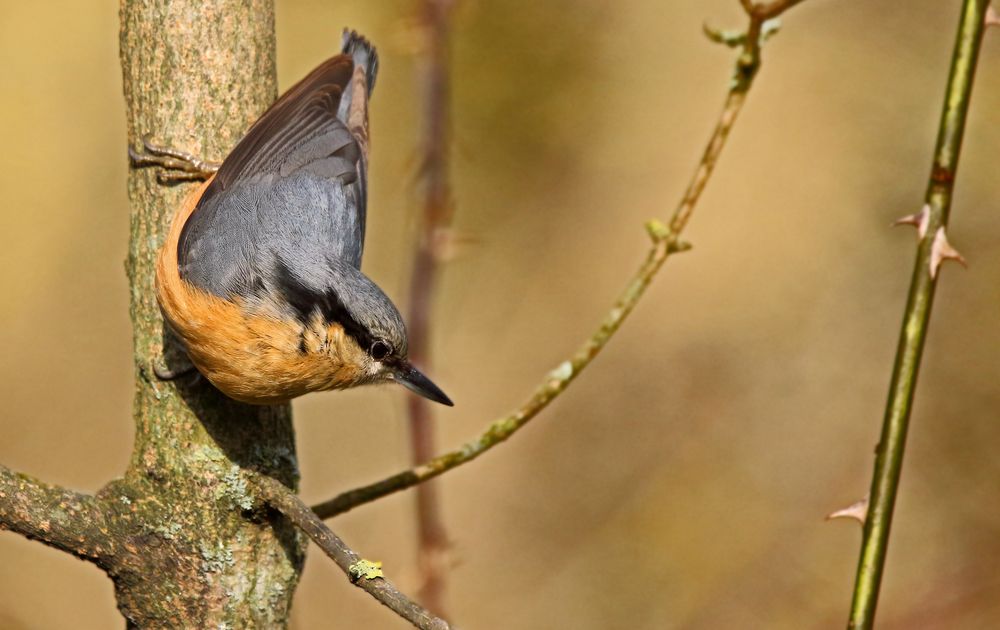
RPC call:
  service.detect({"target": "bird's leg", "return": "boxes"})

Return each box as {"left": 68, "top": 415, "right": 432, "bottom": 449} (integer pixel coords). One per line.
{"left": 129, "top": 135, "right": 221, "bottom": 184}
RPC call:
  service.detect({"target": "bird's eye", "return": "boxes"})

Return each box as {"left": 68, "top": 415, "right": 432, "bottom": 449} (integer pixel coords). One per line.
{"left": 369, "top": 339, "right": 392, "bottom": 361}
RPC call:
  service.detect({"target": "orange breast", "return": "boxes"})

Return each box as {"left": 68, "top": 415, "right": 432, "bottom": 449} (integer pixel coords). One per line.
{"left": 155, "top": 179, "right": 360, "bottom": 404}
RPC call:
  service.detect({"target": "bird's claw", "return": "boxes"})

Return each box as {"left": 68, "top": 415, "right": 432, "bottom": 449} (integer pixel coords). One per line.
{"left": 129, "top": 135, "right": 221, "bottom": 184}
{"left": 151, "top": 352, "right": 198, "bottom": 382}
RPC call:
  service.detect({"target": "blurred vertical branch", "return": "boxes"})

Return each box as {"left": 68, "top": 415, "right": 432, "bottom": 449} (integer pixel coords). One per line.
{"left": 846, "top": 1, "right": 989, "bottom": 628}
{"left": 406, "top": 0, "right": 457, "bottom": 614}
{"left": 313, "top": 0, "right": 813, "bottom": 517}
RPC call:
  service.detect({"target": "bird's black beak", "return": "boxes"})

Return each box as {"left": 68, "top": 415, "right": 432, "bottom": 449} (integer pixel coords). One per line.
{"left": 393, "top": 362, "right": 453, "bottom": 406}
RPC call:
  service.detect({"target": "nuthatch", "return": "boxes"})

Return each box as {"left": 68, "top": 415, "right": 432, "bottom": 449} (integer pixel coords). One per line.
{"left": 152, "top": 31, "right": 452, "bottom": 407}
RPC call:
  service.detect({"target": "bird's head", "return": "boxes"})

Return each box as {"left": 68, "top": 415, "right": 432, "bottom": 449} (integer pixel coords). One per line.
{"left": 292, "top": 262, "right": 452, "bottom": 406}
{"left": 338, "top": 286, "right": 452, "bottom": 407}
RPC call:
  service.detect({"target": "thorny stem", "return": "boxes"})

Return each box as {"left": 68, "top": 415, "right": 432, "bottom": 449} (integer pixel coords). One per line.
{"left": 847, "top": 2, "right": 989, "bottom": 628}
{"left": 251, "top": 475, "right": 451, "bottom": 630}
{"left": 405, "top": 0, "right": 457, "bottom": 614}
{"left": 311, "top": 0, "right": 811, "bottom": 520}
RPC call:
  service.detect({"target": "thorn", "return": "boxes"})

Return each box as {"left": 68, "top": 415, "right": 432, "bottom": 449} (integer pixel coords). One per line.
{"left": 826, "top": 495, "right": 868, "bottom": 526}
{"left": 892, "top": 204, "right": 930, "bottom": 239}
{"left": 891, "top": 214, "right": 920, "bottom": 227}
{"left": 929, "top": 226, "right": 967, "bottom": 279}
{"left": 986, "top": 6, "right": 1000, "bottom": 27}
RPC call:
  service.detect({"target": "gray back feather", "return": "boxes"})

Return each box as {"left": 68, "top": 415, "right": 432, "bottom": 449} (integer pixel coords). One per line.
{"left": 176, "top": 34, "right": 403, "bottom": 354}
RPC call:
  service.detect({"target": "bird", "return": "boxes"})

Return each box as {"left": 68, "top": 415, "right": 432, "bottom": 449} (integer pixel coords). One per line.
{"left": 153, "top": 30, "right": 452, "bottom": 407}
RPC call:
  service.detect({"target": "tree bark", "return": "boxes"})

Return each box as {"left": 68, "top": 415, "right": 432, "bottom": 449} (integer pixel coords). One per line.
{"left": 109, "top": 0, "right": 305, "bottom": 626}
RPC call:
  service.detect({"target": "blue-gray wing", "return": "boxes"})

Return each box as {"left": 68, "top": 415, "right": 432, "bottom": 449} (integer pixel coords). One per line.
{"left": 178, "top": 33, "right": 378, "bottom": 306}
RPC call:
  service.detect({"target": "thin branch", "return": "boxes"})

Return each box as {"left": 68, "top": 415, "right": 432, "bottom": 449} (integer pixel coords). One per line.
{"left": 847, "top": 2, "right": 989, "bottom": 629}
{"left": 314, "top": 230, "right": 686, "bottom": 520}
{"left": 753, "top": 0, "right": 808, "bottom": 14}
{"left": 0, "top": 464, "right": 110, "bottom": 565}
{"left": 405, "top": 0, "right": 458, "bottom": 613}
{"left": 738, "top": 0, "right": 809, "bottom": 87}
{"left": 312, "top": 0, "right": 812, "bottom": 521}
{"left": 674, "top": 0, "right": 808, "bottom": 232}
{"left": 250, "top": 474, "right": 452, "bottom": 630}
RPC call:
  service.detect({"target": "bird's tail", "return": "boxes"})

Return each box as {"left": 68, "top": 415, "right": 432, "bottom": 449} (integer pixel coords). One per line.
{"left": 341, "top": 29, "right": 378, "bottom": 97}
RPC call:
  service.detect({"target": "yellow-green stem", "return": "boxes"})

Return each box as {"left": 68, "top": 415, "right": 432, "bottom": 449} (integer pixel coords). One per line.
{"left": 847, "top": 2, "right": 989, "bottom": 628}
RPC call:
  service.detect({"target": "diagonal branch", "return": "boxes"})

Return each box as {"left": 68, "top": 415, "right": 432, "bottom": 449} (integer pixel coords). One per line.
{"left": 250, "top": 474, "right": 452, "bottom": 630}
{"left": 312, "top": 0, "right": 814, "bottom": 521}
{"left": 313, "top": 229, "right": 687, "bottom": 520}
{"left": 0, "top": 464, "right": 110, "bottom": 565}
{"left": 846, "top": 2, "right": 990, "bottom": 629}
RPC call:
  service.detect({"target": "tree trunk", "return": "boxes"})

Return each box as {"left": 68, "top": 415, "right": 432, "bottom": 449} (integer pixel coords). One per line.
{"left": 108, "top": 0, "right": 305, "bottom": 626}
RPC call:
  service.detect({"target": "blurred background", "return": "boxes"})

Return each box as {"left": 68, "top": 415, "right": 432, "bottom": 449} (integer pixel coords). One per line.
{"left": 1, "top": 0, "right": 998, "bottom": 628}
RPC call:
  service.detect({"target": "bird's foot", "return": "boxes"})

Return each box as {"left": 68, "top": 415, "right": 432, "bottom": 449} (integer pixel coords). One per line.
{"left": 152, "top": 359, "right": 198, "bottom": 381}
{"left": 129, "top": 135, "right": 221, "bottom": 184}
{"left": 142, "top": 355, "right": 199, "bottom": 400}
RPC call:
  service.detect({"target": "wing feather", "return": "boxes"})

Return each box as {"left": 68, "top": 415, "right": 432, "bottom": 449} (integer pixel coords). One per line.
{"left": 178, "top": 36, "right": 377, "bottom": 309}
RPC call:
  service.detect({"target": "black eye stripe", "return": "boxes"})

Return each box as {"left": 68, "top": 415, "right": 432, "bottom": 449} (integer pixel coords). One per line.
{"left": 273, "top": 259, "right": 375, "bottom": 350}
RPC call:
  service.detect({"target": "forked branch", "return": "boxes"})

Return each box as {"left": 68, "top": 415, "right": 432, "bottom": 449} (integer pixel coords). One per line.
{"left": 405, "top": 0, "right": 459, "bottom": 612}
